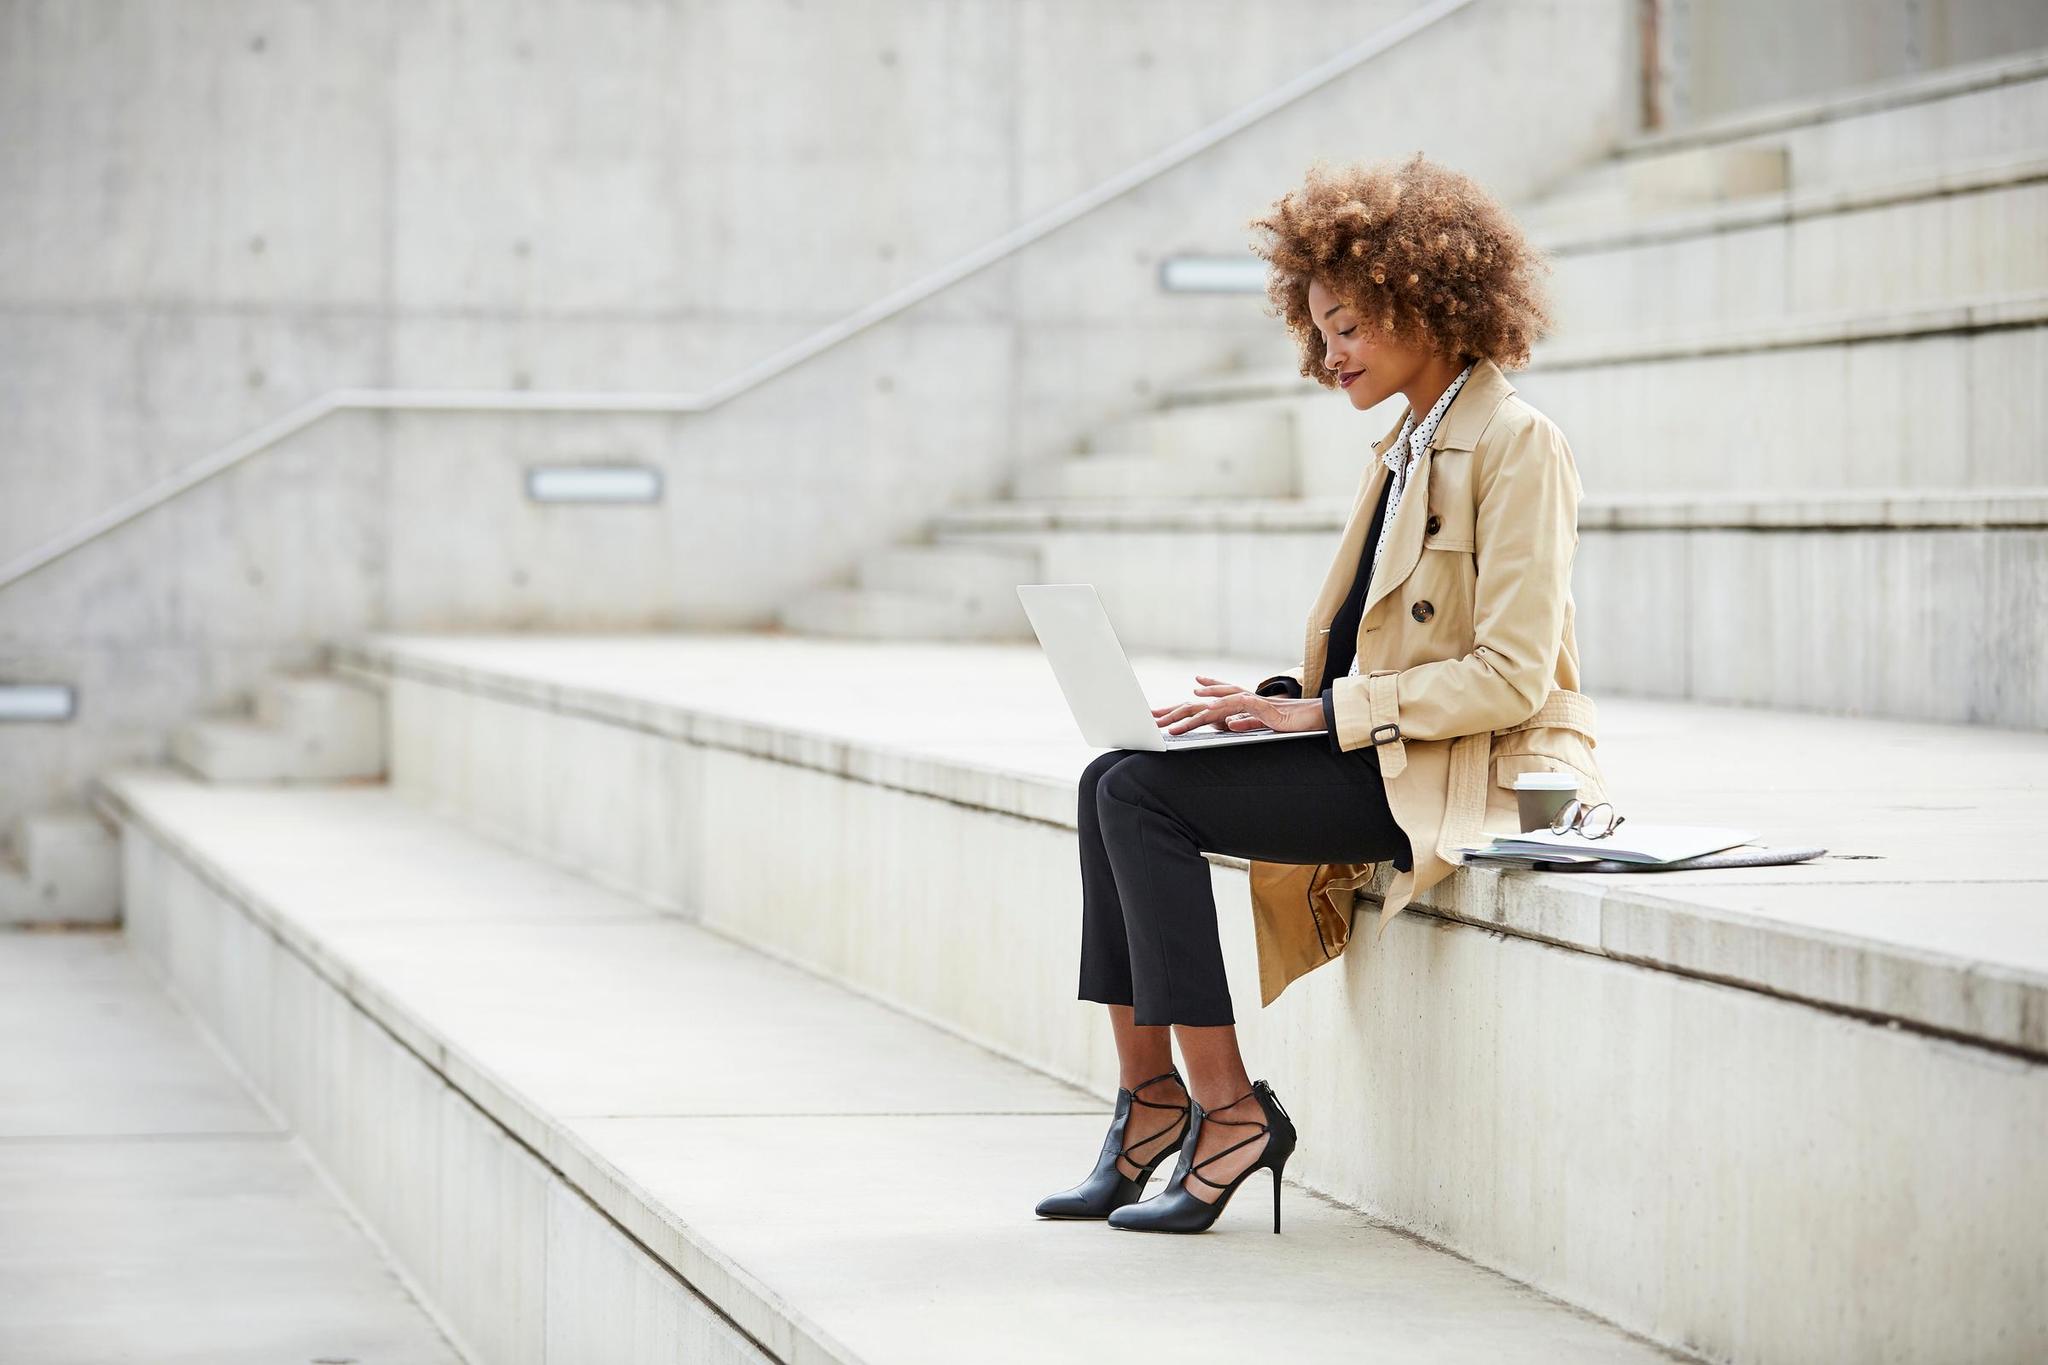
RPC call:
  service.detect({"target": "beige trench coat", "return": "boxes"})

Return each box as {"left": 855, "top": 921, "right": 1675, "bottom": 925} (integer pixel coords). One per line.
{"left": 1246, "top": 358, "right": 1609, "bottom": 1006}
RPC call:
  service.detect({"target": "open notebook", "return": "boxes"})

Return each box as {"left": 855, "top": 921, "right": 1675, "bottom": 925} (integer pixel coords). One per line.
{"left": 1459, "top": 824, "right": 1757, "bottom": 868}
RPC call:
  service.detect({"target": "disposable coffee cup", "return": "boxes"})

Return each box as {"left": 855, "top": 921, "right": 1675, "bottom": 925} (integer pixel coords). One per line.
{"left": 1513, "top": 771, "right": 1579, "bottom": 832}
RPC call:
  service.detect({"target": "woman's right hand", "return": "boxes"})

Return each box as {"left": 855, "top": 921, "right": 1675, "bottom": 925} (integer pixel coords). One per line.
{"left": 1151, "top": 674, "right": 1258, "bottom": 733}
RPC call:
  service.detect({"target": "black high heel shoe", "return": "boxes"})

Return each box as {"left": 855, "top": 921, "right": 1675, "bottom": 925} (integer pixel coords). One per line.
{"left": 1034, "top": 1070, "right": 1192, "bottom": 1220}
{"left": 1106, "top": 1079, "right": 1296, "bottom": 1234}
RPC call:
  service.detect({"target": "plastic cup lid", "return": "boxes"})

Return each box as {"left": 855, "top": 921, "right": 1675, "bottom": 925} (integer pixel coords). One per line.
{"left": 1512, "top": 771, "right": 1579, "bottom": 791}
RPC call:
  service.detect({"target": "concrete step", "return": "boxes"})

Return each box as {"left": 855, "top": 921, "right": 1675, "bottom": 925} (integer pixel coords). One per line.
{"left": 936, "top": 488, "right": 2048, "bottom": 536}
{"left": 0, "top": 809, "right": 118, "bottom": 926}
{"left": 1526, "top": 47, "right": 2048, "bottom": 233}
{"left": 1012, "top": 447, "right": 1296, "bottom": 500}
{"left": 1571, "top": 518, "right": 2048, "bottom": 729}
{"left": 1547, "top": 158, "right": 2048, "bottom": 340}
{"left": 854, "top": 542, "right": 1038, "bottom": 637}
{"left": 1009, "top": 402, "right": 1299, "bottom": 501}
{"left": 856, "top": 541, "right": 1041, "bottom": 598}
{"left": 919, "top": 489, "right": 2048, "bottom": 729}
{"left": 170, "top": 671, "right": 384, "bottom": 784}
{"left": 778, "top": 584, "right": 1030, "bottom": 641}
{"left": 932, "top": 496, "right": 1354, "bottom": 536}
{"left": 105, "top": 770, "right": 1685, "bottom": 1365}
{"left": 1173, "top": 294, "right": 2048, "bottom": 498}
{"left": 172, "top": 718, "right": 299, "bottom": 783}
{"left": 1171, "top": 154, "right": 2046, "bottom": 339}
{"left": 1523, "top": 143, "right": 1787, "bottom": 231}
{"left": 1178, "top": 289, "right": 2048, "bottom": 400}
{"left": 1088, "top": 403, "right": 1295, "bottom": 463}
{"left": 1521, "top": 294, "right": 2048, "bottom": 496}
{"left": 254, "top": 672, "right": 375, "bottom": 735}
{"left": 332, "top": 631, "right": 2048, "bottom": 1365}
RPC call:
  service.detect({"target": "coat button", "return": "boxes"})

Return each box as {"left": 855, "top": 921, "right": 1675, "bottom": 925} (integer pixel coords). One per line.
{"left": 1411, "top": 599, "right": 1435, "bottom": 623}
{"left": 1425, "top": 513, "right": 1442, "bottom": 536}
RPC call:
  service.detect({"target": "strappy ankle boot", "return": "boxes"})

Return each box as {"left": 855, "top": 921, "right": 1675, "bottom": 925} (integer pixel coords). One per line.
{"left": 1034, "top": 1069, "right": 1192, "bottom": 1220}
{"left": 1106, "top": 1079, "right": 1296, "bottom": 1234}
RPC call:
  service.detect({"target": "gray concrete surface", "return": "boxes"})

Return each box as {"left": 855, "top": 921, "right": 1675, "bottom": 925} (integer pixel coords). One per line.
{"left": 0, "top": 930, "right": 464, "bottom": 1365}
{"left": 1652, "top": 0, "right": 2048, "bottom": 124}
{"left": 109, "top": 789, "right": 1688, "bottom": 1365}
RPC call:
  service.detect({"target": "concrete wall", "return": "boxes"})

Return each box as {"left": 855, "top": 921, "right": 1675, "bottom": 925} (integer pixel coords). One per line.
{"left": 1654, "top": 0, "right": 2048, "bottom": 126}
{"left": 0, "top": 0, "right": 1636, "bottom": 829}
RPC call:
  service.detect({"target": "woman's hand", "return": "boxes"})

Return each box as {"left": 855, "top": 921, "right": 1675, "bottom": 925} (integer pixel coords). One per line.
{"left": 1150, "top": 674, "right": 1329, "bottom": 736}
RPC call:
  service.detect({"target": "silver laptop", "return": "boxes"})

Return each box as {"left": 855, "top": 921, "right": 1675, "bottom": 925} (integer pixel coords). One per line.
{"left": 1016, "top": 584, "right": 1322, "bottom": 751}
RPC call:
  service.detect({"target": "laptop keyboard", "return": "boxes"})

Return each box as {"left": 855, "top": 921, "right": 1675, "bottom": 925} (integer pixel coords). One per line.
{"left": 1164, "top": 727, "right": 1272, "bottom": 743}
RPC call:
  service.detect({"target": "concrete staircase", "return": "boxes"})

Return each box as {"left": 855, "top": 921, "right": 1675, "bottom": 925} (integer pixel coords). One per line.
{"left": 96, "top": 630, "right": 2047, "bottom": 1365}
{"left": 776, "top": 49, "right": 2048, "bottom": 730}
{"left": 1519, "top": 47, "right": 2048, "bottom": 239}
{"left": 0, "top": 670, "right": 382, "bottom": 930}
{"left": 35, "top": 43, "right": 2048, "bottom": 1365}
{"left": 778, "top": 406, "right": 1298, "bottom": 644}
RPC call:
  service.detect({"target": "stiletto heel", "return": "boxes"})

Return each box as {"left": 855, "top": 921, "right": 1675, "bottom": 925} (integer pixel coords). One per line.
{"left": 1034, "top": 1070, "right": 1192, "bottom": 1220}
{"left": 1107, "top": 1079, "right": 1298, "bottom": 1234}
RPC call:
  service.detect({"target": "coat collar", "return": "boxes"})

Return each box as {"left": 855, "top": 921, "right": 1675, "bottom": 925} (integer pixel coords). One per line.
{"left": 1364, "top": 356, "right": 1514, "bottom": 461}
{"left": 1427, "top": 356, "right": 1514, "bottom": 453}
{"left": 1355, "top": 358, "right": 1513, "bottom": 617}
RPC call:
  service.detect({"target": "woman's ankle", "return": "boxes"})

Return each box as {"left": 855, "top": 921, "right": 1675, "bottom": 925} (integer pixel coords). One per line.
{"left": 1188, "top": 1076, "right": 1255, "bottom": 1112}
{"left": 1118, "top": 1065, "right": 1181, "bottom": 1094}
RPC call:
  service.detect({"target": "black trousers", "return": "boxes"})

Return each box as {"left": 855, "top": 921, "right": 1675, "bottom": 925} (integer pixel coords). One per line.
{"left": 1075, "top": 737, "right": 1411, "bottom": 1027}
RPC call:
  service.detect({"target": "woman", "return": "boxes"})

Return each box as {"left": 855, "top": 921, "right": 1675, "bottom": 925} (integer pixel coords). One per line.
{"left": 1033, "top": 154, "right": 1608, "bottom": 1234}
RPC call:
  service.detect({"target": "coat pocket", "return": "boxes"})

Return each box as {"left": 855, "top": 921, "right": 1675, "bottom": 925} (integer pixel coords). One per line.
{"left": 1490, "top": 726, "right": 1607, "bottom": 802}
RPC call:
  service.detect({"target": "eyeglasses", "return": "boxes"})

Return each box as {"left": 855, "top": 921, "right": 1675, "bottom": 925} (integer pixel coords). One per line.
{"left": 1549, "top": 799, "right": 1626, "bottom": 840}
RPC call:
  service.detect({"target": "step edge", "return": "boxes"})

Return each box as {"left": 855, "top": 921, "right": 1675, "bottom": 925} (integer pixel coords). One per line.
{"left": 931, "top": 488, "right": 2048, "bottom": 535}
{"left": 334, "top": 643, "right": 2048, "bottom": 1060}
{"left": 1542, "top": 153, "right": 2048, "bottom": 257}
{"left": 1170, "top": 290, "right": 2048, "bottom": 398}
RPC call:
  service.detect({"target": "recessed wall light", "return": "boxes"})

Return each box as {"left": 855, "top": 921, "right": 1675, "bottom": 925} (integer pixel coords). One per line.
{"left": 525, "top": 465, "right": 664, "bottom": 505}
{"left": 1158, "top": 256, "right": 1265, "bottom": 293}
{"left": 0, "top": 683, "right": 76, "bottom": 722}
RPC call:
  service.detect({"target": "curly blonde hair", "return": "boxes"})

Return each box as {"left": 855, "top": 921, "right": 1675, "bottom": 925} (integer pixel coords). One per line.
{"left": 1247, "top": 154, "right": 1551, "bottom": 386}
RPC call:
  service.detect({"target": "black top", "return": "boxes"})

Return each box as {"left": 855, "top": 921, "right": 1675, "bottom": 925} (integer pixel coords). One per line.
{"left": 1257, "top": 470, "right": 1397, "bottom": 756}
{"left": 1318, "top": 470, "right": 1397, "bottom": 699}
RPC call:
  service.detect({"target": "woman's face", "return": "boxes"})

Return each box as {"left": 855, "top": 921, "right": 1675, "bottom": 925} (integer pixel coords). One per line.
{"left": 1307, "top": 277, "right": 1428, "bottom": 413}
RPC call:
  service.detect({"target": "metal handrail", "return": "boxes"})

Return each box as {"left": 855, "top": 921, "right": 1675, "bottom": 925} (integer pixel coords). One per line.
{"left": 0, "top": 0, "right": 1475, "bottom": 593}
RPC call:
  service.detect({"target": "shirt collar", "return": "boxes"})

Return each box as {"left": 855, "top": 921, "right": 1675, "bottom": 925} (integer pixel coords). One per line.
{"left": 1381, "top": 362, "right": 1475, "bottom": 474}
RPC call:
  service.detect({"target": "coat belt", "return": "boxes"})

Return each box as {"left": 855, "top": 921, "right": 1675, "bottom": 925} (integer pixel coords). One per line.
{"left": 1495, "top": 688, "right": 1599, "bottom": 743}
{"left": 1437, "top": 688, "right": 1599, "bottom": 863}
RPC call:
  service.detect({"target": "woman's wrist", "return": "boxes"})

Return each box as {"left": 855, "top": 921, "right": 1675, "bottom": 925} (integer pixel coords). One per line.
{"left": 1278, "top": 697, "right": 1329, "bottom": 733}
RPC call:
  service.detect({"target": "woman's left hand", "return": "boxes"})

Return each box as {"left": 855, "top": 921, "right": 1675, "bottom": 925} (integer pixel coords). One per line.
{"left": 1150, "top": 674, "right": 1330, "bottom": 736}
